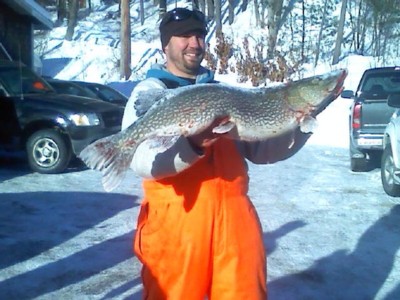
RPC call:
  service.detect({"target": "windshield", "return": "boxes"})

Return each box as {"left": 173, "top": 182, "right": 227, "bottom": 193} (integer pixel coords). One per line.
{"left": 82, "top": 84, "right": 128, "bottom": 103}
{"left": 49, "top": 81, "right": 98, "bottom": 98}
{"left": 95, "top": 85, "right": 127, "bottom": 102}
{"left": 0, "top": 66, "right": 54, "bottom": 96}
{"left": 361, "top": 72, "right": 400, "bottom": 95}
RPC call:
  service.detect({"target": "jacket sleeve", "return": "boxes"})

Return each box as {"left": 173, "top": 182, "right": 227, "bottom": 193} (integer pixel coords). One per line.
{"left": 122, "top": 78, "right": 204, "bottom": 180}
{"left": 122, "top": 78, "right": 166, "bottom": 130}
{"left": 238, "top": 127, "right": 312, "bottom": 164}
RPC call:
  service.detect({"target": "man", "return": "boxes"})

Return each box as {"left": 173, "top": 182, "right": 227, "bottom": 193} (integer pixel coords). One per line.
{"left": 122, "top": 7, "right": 310, "bottom": 300}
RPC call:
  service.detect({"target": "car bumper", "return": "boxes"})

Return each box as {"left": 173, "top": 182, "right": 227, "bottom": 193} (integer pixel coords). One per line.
{"left": 69, "top": 125, "right": 121, "bottom": 155}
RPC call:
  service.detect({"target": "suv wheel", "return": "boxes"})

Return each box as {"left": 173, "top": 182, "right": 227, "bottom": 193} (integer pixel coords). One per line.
{"left": 26, "top": 129, "right": 72, "bottom": 174}
{"left": 381, "top": 146, "right": 400, "bottom": 197}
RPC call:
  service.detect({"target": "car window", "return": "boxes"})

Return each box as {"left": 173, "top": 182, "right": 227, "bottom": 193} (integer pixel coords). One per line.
{"left": 74, "top": 82, "right": 127, "bottom": 103}
{"left": 96, "top": 86, "right": 126, "bottom": 102}
{"left": 0, "top": 66, "right": 53, "bottom": 95}
{"left": 51, "top": 82, "right": 95, "bottom": 98}
{"left": 361, "top": 72, "right": 400, "bottom": 95}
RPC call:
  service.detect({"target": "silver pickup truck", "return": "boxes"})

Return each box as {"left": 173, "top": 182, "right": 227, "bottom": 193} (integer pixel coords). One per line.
{"left": 341, "top": 67, "right": 400, "bottom": 172}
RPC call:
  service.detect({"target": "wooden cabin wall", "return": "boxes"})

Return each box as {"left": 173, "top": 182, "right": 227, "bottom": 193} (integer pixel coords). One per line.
{"left": 0, "top": 3, "right": 33, "bottom": 68}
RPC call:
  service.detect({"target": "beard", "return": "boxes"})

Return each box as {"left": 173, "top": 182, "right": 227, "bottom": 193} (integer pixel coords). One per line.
{"left": 181, "top": 50, "right": 204, "bottom": 75}
{"left": 165, "top": 41, "right": 206, "bottom": 77}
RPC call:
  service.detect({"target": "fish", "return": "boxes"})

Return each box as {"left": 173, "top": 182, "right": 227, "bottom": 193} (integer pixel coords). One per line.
{"left": 79, "top": 69, "right": 348, "bottom": 191}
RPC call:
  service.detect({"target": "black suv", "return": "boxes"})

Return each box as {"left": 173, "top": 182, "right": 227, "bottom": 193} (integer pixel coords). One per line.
{"left": 0, "top": 60, "right": 124, "bottom": 173}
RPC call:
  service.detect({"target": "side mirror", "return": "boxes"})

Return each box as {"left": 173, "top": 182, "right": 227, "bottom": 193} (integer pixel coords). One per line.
{"left": 387, "top": 94, "right": 400, "bottom": 108}
{"left": 341, "top": 90, "right": 354, "bottom": 99}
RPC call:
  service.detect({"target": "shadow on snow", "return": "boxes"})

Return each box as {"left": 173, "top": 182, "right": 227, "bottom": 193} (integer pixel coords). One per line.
{"left": 0, "top": 191, "right": 140, "bottom": 299}
{"left": 267, "top": 205, "right": 400, "bottom": 300}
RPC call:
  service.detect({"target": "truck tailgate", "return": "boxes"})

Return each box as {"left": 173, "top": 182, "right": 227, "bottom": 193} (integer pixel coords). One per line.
{"left": 360, "top": 98, "right": 396, "bottom": 133}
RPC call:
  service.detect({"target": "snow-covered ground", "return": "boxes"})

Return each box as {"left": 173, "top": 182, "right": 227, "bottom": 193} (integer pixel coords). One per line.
{"left": 1, "top": 1, "right": 400, "bottom": 299}
{"left": 1, "top": 59, "right": 400, "bottom": 299}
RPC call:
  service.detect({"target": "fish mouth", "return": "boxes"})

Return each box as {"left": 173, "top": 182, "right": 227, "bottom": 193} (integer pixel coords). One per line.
{"left": 310, "top": 69, "right": 348, "bottom": 117}
{"left": 329, "top": 69, "right": 348, "bottom": 96}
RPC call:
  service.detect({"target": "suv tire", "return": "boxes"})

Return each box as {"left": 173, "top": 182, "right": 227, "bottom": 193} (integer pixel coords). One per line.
{"left": 26, "top": 129, "right": 72, "bottom": 174}
{"left": 381, "top": 146, "right": 400, "bottom": 197}
{"left": 350, "top": 157, "right": 368, "bottom": 172}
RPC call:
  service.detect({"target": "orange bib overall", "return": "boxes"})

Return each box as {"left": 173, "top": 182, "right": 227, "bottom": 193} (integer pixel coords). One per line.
{"left": 134, "top": 138, "right": 267, "bottom": 299}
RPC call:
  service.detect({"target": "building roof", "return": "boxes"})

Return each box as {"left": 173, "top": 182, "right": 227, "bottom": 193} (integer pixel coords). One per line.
{"left": 2, "top": 0, "right": 53, "bottom": 30}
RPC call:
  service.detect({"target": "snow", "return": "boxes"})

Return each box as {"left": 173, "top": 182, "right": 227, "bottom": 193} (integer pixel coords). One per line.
{"left": 1, "top": 1, "right": 400, "bottom": 299}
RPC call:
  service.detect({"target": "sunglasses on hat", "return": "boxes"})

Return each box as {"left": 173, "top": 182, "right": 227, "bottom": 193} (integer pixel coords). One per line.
{"left": 161, "top": 8, "right": 207, "bottom": 26}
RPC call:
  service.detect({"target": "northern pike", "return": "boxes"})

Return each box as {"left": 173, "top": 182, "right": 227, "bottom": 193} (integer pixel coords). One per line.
{"left": 79, "top": 69, "right": 347, "bottom": 191}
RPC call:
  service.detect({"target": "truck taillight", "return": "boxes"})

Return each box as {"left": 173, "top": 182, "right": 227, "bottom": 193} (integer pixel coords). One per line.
{"left": 352, "top": 103, "right": 362, "bottom": 129}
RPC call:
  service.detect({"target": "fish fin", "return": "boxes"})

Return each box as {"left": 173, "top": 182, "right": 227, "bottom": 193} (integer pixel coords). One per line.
{"left": 146, "top": 135, "right": 181, "bottom": 151}
{"left": 79, "top": 134, "right": 134, "bottom": 192}
{"left": 300, "top": 116, "right": 318, "bottom": 133}
{"left": 212, "top": 121, "right": 236, "bottom": 134}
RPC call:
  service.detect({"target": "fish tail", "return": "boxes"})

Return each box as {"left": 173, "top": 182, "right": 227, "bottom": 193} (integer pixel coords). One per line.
{"left": 79, "top": 135, "right": 135, "bottom": 192}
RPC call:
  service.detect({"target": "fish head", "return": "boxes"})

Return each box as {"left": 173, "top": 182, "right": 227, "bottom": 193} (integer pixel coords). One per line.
{"left": 285, "top": 69, "right": 348, "bottom": 113}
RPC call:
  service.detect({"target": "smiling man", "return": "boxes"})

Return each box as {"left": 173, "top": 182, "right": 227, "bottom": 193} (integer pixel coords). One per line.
{"left": 121, "top": 7, "right": 309, "bottom": 300}
{"left": 121, "top": 7, "right": 268, "bottom": 300}
{"left": 160, "top": 8, "right": 207, "bottom": 78}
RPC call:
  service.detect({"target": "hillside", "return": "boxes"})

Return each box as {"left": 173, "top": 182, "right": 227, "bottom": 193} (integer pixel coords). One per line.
{"left": 35, "top": 0, "right": 399, "bottom": 92}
